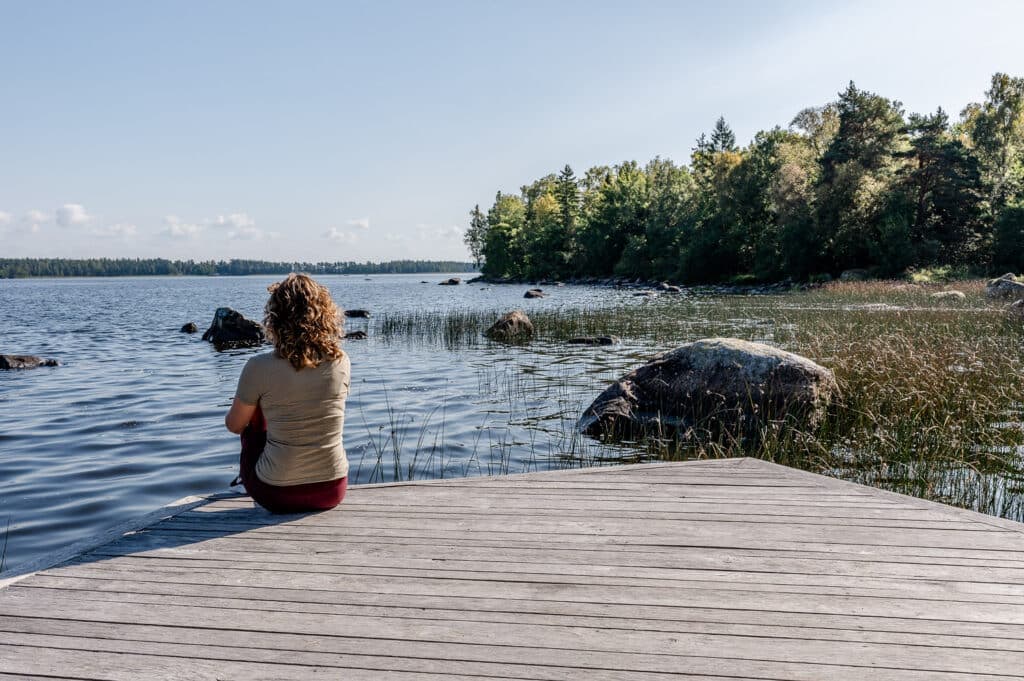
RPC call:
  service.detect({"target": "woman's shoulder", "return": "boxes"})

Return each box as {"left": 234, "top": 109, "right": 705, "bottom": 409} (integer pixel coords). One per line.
{"left": 245, "top": 351, "right": 286, "bottom": 371}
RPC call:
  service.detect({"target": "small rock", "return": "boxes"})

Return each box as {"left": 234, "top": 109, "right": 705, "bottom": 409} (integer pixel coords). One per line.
{"left": 567, "top": 336, "right": 618, "bottom": 346}
{"left": 180, "top": 322, "right": 198, "bottom": 333}
{"left": 657, "top": 282, "right": 682, "bottom": 293}
{"left": 524, "top": 289, "right": 544, "bottom": 299}
{"left": 439, "top": 278, "right": 461, "bottom": 286}
{"left": 839, "top": 269, "right": 870, "bottom": 282}
{"left": 986, "top": 273, "right": 1024, "bottom": 299}
{"left": 485, "top": 310, "right": 534, "bottom": 343}
{"left": 344, "top": 330, "right": 368, "bottom": 340}
{"left": 201, "top": 307, "right": 265, "bottom": 350}
{"left": 930, "top": 290, "right": 966, "bottom": 302}
{"left": 345, "top": 309, "right": 371, "bottom": 318}
{"left": 0, "top": 354, "right": 59, "bottom": 370}
{"left": 633, "top": 291, "right": 657, "bottom": 297}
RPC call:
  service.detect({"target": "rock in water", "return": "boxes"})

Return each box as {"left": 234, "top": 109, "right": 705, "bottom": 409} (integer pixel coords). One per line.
{"left": 180, "top": 322, "right": 199, "bottom": 333}
{"left": 484, "top": 310, "right": 534, "bottom": 343}
{"left": 344, "top": 330, "right": 368, "bottom": 340}
{"left": 567, "top": 336, "right": 618, "bottom": 346}
{"left": 0, "top": 354, "right": 59, "bottom": 370}
{"left": 580, "top": 338, "right": 838, "bottom": 441}
{"left": 201, "top": 307, "right": 265, "bottom": 349}
{"left": 524, "top": 288, "right": 544, "bottom": 299}
{"left": 439, "top": 278, "right": 461, "bottom": 286}
{"left": 345, "top": 309, "right": 371, "bottom": 318}
{"left": 986, "top": 273, "right": 1024, "bottom": 299}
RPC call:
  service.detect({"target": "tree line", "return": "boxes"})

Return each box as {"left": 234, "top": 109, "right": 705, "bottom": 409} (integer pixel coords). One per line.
{"left": 465, "top": 73, "right": 1024, "bottom": 283}
{"left": 0, "top": 258, "right": 476, "bottom": 279}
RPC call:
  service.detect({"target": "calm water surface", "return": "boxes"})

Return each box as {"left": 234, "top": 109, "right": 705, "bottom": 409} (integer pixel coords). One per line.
{"left": 1, "top": 274, "right": 666, "bottom": 572}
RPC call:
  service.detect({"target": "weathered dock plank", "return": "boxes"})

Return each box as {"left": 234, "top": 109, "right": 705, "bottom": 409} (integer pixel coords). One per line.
{"left": 3, "top": 458, "right": 1024, "bottom": 680}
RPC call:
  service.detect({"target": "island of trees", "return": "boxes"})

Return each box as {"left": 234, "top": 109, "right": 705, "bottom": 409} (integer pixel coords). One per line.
{"left": 465, "top": 73, "right": 1024, "bottom": 283}
{"left": 0, "top": 259, "right": 476, "bottom": 279}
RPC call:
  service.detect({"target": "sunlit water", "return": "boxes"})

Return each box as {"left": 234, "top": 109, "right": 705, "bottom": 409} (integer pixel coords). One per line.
{"left": 0, "top": 274, "right": 667, "bottom": 572}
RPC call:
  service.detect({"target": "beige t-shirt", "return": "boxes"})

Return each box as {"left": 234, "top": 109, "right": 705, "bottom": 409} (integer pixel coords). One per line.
{"left": 235, "top": 351, "right": 350, "bottom": 486}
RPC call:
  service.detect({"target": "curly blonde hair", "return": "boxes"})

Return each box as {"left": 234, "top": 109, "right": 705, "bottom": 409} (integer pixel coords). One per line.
{"left": 264, "top": 273, "right": 345, "bottom": 370}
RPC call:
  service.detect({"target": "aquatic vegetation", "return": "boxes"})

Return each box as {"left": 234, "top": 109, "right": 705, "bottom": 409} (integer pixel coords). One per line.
{"left": 367, "top": 280, "right": 1024, "bottom": 520}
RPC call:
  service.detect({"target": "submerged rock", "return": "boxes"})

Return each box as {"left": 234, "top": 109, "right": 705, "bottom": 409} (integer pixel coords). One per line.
{"left": 344, "top": 330, "right": 368, "bottom": 340}
{"left": 524, "top": 288, "right": 544, "bottom": 299}
{"left": 180, "top": 322, "right": 198, "bottom": 333}
{"left": 657, "top": 282, "right": 683, "bottom": 293}
{"left": 567, "top": 336, "right": 618, "bottom": 346}
{"left": 485, "top": 310, "right": 534, "bottom": 343}
{"left": 201, "top": 307, "right": 265, "bottom": 349}
{"left": 439, "top": 278, "right": 461, "bottom": 286}
{"left": 986, "top": 273, "right": 1024, "bottom": 299}
{"left": 0, "top": 354, "right": 59, "bottom": 370}
{"left": 579, "top": 337, "right": 838, "bottom": 441}
{"left": 345, "top": 309, "right": 371, "bottom": 318}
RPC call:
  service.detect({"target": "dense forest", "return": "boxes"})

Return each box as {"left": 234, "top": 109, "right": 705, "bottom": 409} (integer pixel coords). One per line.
{"left": 465, "top": 74, "right": 1024, "bottom": 283}
{"left": 0, "top": 259, "right": 475, "bottom": 278}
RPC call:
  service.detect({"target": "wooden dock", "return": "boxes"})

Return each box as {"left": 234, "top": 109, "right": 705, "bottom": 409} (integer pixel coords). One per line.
{"left": 2, "top": 457, "right": 1024, "bottom": 680}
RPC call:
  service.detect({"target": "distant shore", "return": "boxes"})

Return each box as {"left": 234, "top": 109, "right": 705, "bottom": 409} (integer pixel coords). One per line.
{"left": 0, "top": 258, "right": 478, "bottom": 279}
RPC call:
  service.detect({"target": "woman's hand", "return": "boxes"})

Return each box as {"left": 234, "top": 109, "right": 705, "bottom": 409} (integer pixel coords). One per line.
{"left": 225, "top": 397, "right": 258, "bottom": 434}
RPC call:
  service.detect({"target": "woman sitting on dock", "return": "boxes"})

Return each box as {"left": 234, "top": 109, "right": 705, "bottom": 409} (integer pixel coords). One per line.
{"left": 225, "top": 273, "right": 350, "bottom": 513}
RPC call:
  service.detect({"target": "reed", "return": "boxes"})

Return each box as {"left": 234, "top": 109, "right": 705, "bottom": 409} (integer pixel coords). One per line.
{"left": 360, "top": 280, "right": 1024, "bottom": 519}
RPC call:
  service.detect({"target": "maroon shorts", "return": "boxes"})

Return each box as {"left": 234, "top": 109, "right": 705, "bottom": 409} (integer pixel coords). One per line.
{"left": 239, "top": 407, "right": 347, "bottom": 514}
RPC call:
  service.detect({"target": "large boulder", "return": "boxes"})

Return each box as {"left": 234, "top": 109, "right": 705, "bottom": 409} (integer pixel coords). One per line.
{"left": 524, "top": 288, "right": 544, "bottom": 299}
{"left": 484, "top": 310, "right": 534, "bottom": 343}
{"left": 201, "top": 307, "right": 265, "bottom": 349}
{"left": 0, "top": 354, "right": 59, "bottom": 370}
{"left": 180, "top": 322, "right": 198, "bottom": 333}
{"left": 930, "top": 290, "right": 966, "bottom": 302}
{"left": 986, "top": 273, "right": 1024, "bottom": 299}
{"left": 345, "top": 309, "right": 371, "bottom": 318}
{"left": 580, "top": 338, "right": 838, "bottom": 440}
{"left": 439, "top": 277, "right": 461, "bottom": 286}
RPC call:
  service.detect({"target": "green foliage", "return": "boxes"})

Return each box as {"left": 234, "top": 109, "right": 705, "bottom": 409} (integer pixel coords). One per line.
{"left": 471, "top": 74, "right": 1022, "bottom": 284}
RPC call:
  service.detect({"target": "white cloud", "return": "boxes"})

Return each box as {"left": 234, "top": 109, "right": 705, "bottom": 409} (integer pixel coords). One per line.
{"left": 91, "top": 223, "right": 137, "bottom": 238}
{"left": 209, "top": 213, "right": 255, "bottom": 229}
{"left": 56, "top": 203, "right": 92, "bottom": 227}
{"left": 324, "top": 227, "right": 359, "bottom": 244}
{"left": 228, "top": 225, "right": 265, "bottom": 240}
{"left": 384, "top": 232, "right": 406, "bottom": 242}
{"left": 416, "top": 223, "right": 464, "bottom": 240}
{"left": 0, "top": 211, "right": 11, "bottom": 226}
{"left": 163, "top": 215, "right": 201, "bottom": 239}
{"left": 346, "top": 217, "right": 370, "bottom": 230}
{"left": 22, "top": 209, "right": 47, "bottom": 233}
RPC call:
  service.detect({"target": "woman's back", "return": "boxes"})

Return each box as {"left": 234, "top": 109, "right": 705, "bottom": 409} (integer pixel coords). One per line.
{"left": 236, "top": 351, "right": 350, "bottom": 486}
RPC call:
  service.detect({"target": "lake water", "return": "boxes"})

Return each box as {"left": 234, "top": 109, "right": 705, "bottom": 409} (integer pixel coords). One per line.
{"left": 0, "top": 274, "right": 664, "bottom": 572}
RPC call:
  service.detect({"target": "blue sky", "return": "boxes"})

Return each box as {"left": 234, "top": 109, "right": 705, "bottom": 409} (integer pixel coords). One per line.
{"left": 2, "top": 0, "right": 1023, "bottom": 261}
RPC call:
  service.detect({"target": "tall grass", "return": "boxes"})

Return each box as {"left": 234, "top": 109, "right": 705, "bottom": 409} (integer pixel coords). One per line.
{"left": 365, "top": 280, "right": 1024, "bottom": 519}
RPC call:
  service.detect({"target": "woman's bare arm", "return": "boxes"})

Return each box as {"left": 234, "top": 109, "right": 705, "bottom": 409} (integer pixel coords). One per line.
{"left": 225, "top": 397, "right": 257, "bottom": 434}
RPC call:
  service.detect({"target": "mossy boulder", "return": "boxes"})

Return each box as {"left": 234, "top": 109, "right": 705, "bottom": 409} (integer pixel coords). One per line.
{"left": 580, "top": 338, "right": 838, "bottom": 441}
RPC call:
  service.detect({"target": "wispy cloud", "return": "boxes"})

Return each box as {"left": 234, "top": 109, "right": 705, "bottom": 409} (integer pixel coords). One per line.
{"left": 22, "top": 209, "right": 47, "bottom": 233}
{"left": 56, "top": 203, "right": 92, "bottom": 227}
{"left": 210, "top": 213, "right": 256, "bottom": 230}
{"left": 324, "top": 227, "right": 359, "bottom": 244}
{"left": 163, "top": 215, "right": 201, "bottom": 239}
{"left": 347, "top": 217, "right": 370, "bottom": 230}
{"left": 0, "top": 211, "right": 11, "bottom": 226}
{"left": 91, "top": 223, "right": 137, "bottom": 238}
{"left": 416, "top": 223, "right": 464, "bottom": 240}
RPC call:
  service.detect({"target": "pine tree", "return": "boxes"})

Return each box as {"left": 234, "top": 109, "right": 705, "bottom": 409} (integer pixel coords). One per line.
{"left": 710, "top": 116, "right": 737, "bottom": 152}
